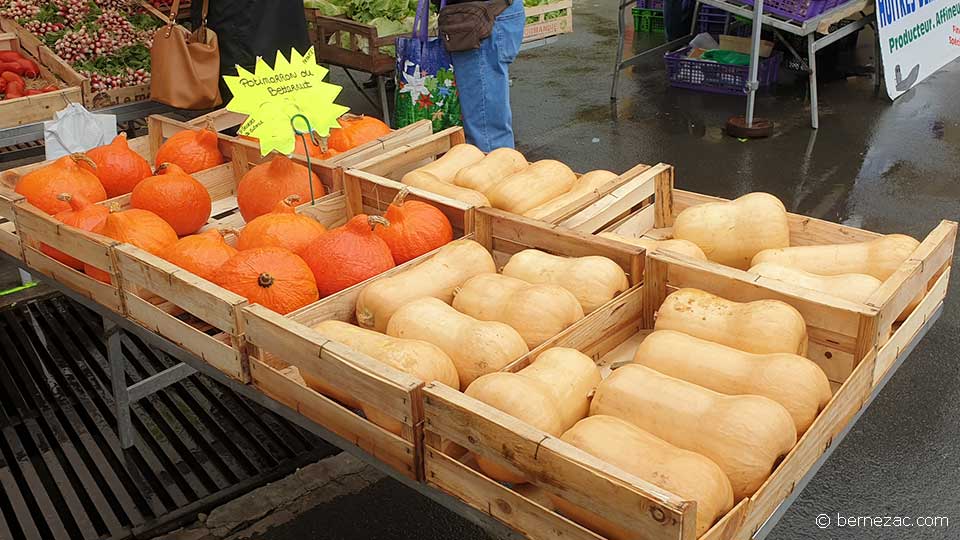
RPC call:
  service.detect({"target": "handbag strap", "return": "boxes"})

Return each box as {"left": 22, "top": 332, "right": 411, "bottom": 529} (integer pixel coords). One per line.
{"left": 167, "top": 0, "right": 210, "bottom": 27}
{"left": 412, "top": 0, "right": 444, "bottom": 43}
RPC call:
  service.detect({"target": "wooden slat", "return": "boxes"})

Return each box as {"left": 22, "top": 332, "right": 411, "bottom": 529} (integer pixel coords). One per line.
{"left": 701, "top": 499, "right": 749, "bottom": 540}
{"left": 647, "top": 250, "right": 876, "bottom": 338}
{"left": 480, "top": 208, "right": 644, "bottom": 282}
{"left": 425, "top": 449, "right": 607, "bottom": 540}
{"left": 334, "top": 120, "right": 435, "bottom": 168}
{"left": 534, "top": 163, "right": 652, "bottom": 225}
{"left": 114, "top": 244, "right": 247, "bottom": 334}
{"left": 873, "top": 270, "right": 949, "bottom": 385}
{"left": 738, "top": 349, "right": 878, "bottom": 537}
{"left": 350, "top": 127, "right": 461, "bottom": 178}
{"left": 250, "top": 359, "right": 418, "bottom": 479}
{"left": 21, "top": 245, "right": 123, "bottom": 312}
{"left": 0, "top": 221, "right": 20, "bottom": 260}
{"left": 242, "top": 304, "right": 422, "bottom": 426}
{"left": 14, "top": 204, "right": 116, "bottom": 271}
{"left": 560, "top": 164, "right": 667, "bottom": 233}
{"left": 345, "top": 169, "right": 473, "bottom": 234}
{"left": 605, "top": 204, "right": 656, "bottom": 236}
{"left": 424, "top": 383, "right": 694, "bottom": 540}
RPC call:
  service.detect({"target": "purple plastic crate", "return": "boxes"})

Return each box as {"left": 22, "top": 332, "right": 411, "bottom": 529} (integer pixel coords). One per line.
{"left": 663, "top": 47, "right": 782, "bottom": 95}
{"left": 698, "top": 5, "right": 730, "bottom": 34}
{"left": 637, "top": 0, "right": 664, "bottom": 10}
{"left": 736, "top": 0, "right": 840, "bottom": 21}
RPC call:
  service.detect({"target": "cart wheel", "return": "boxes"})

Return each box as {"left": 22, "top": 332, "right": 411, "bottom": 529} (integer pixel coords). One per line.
{"left": 726, "top": 115, "right": 774, "bottom": 138}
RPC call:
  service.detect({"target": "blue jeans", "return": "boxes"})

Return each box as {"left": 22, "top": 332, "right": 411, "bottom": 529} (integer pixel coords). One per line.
{"left": 450, "top": 0, "right": 525, "bottom": 152}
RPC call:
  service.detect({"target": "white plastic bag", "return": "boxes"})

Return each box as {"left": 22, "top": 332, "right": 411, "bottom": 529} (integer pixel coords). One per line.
{"left": 43, "top": 103, "right": 116, "bottom": 160}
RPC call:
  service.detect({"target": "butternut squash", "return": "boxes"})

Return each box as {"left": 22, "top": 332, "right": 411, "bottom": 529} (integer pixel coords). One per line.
{"left": 591, "top": 364, "right": 797, "bottom": 500}
{"left": 673, "top": 192, "right": 790, "bottom": 269}
{"left": 748, "top": 262, "right": 882, "bottom": 304}
{"left": 523, "top": 170, "right": 619, "bottom": 221}
{"left": 750, "top": 234, "right": 919, "bottom": 280}
{"left": 356, "top": 239, "right": 496, "bottom": 332}
{"left": 387, "top": 297, "right": 529, "bottom": 388}
{"left": 465, "top": 348, "right": 601, "bottom": 483}
{"left": 403, "top": 143, "right": 484, "bottom": 183}
{"left": 486, "top": 160, "right": 577, "bottom": 214}
{"left": 502, "top": 249, "right": 629, "bottom": 313}
{"left": 307, "top": 321, "right": 460, "bottom": 435}
{"left": 400, "top": 170, "right": 491, "bottom": 207}
{"left": 554, "top": 415, "right": 734, "bottom": 538}
{"left": 453, "top": 148, "right": 528, "bottom": 193}
{"left": 655, "top": 288, "right": 808, "bottom": 356}
{"left": 452, "top": 273, "right": 584, "bottom": 348}
{"left": 634, "top": 330, "right": 831, "bottom": 434}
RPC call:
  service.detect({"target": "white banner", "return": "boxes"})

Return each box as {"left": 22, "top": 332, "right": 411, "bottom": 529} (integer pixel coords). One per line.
{"left": 876, "top": 0, "right": 960, "bottom": 99}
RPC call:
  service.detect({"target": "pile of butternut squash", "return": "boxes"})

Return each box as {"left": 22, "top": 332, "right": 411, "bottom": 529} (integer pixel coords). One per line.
{"left": 399, "top": 143, "right": 619, "bottom": 218}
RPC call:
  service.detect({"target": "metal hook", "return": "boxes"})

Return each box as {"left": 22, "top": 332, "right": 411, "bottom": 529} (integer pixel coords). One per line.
{"left": 290, "top": 114, "right": 319, "bottom": 206}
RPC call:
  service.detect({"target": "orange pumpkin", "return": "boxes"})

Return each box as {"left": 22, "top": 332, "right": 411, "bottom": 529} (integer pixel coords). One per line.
{"left": 236, "top": 155, "right": 324, "bottom": 222}
{"left": 236, "top": 195, "right": 327, "bottom": 254}
{"left": 154, "top": 128, "right": 225, "bottom": 174}
{"left": 327, "top": 115, "right": 390, "bottom": 152}
{"left": 302, "top": 214, "right": 396, "bottom": 296}
{"left": 39, "top": 193, "right": 109, "bottom": 270}
{"left": 85, "top": 208, "right": 178, "bottom": 283}
{"left": 215, "top": 247, "right": 319, "bottom": 314}
{"left": 15, "top": 154, "right": 106, "bottom": 214}
{"left": 375, "top": 187, "right": 453, "bottom": 264}
{"left": 161, "top": 229, "right": 238, "bottom": 283}
{"left": 86, "top": 133, "right": 153, "bottom": 197}
{"left": 131, "top": 163, "right": 212, "bottom": 236}
{"left": 294, "top": 136, "right": 341, "bottom": 161}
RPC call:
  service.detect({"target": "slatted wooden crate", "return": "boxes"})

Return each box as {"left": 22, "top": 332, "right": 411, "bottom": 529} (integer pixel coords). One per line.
{"left": 346, "top": 126, "right": 656, "bottom": 225}
{"left": 304, "top": 10, "right": 404, "bottom": 75}
{"left": 523, "top": 0, "right": 574, "bottom": 43}
{"left": 0, "top": 32, "right": 82, "bottom": 128}
{"left": 240, "top": 208, "right": 643, "bottom": 481}
{"left": 558, "top": 170, "right": 957, "bottom": 387}
{"left": 423, "top": 243, "right": 952, "bottom": 540}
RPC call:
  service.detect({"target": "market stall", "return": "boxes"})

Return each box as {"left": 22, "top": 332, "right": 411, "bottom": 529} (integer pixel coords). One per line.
{"left": 0, "top": 107, "right": 954, "bottom": 540}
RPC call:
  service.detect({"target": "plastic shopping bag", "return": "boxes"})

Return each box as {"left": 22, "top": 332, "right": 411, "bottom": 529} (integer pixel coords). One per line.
{"left": 394, "top": 0, "right": 461, "bottom": 131}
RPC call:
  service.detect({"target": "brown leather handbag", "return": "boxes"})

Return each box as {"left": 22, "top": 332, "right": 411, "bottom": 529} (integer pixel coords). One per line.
{"left": 150, "top": 0, "right": 222, "bottom": 109}
{"left": 439, "top": 0, "right": 512, "bottom": 52}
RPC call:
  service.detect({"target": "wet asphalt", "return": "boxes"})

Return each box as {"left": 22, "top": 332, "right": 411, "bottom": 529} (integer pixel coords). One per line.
{"left": 266, "top": 0, "right": 960, "bottom": 538}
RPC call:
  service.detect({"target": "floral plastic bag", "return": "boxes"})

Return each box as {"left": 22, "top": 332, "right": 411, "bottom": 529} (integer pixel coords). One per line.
{"left": 393, "top": 0, "right": 461, "bottom": 130}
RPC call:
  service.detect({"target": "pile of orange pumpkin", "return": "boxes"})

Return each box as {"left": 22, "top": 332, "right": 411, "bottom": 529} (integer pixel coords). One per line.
{"left": 14, "top": 116, "right": 453, "bottom": 318}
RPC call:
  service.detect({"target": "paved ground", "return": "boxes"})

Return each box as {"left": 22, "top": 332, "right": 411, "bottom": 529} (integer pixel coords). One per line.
{"left": 4, "top": 0, "right": 958, "bottom": 537}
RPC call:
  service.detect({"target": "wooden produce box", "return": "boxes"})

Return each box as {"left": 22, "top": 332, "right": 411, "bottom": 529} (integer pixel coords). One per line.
{"left": 423, "top": 244, "right": 952, "bottom": 540}
{"left": 558, "top": 174, "right": 957, "bottom": 387}
{"left": 240, "top": 208, "right": 643, "bottom": 481}
{"left": 0, "top": 5, "right": 159, "bottom": 109}
{"left": 305, "top": 10, "right": 404, "bottom": 75}
{"left": 347, "top": 126, "right": 656, "bottom": 225}
{"left": 523, "top": 0, "right": 574, "bottom": 43}
{"left": 0, "top": 32, "right": 82, "bottom": 128}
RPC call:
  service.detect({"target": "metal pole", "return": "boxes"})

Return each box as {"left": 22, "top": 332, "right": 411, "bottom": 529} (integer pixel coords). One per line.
{"left": 106, "top": 319, "right": 135, "bottom": 449}
{"left": 744, "top": 0, "right": 766, "bottom": 127}
{"left": 610, "top": 0, "right": 629, "bottom": 101}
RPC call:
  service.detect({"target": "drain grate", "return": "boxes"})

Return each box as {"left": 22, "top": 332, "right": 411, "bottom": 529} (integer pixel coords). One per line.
{"left": 0, "top": 293, "right": 337, "bottom": 540}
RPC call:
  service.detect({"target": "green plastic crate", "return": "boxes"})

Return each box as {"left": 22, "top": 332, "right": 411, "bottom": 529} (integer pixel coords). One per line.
{"left": 632, "top": 7, "right": 665, "bottom": 34}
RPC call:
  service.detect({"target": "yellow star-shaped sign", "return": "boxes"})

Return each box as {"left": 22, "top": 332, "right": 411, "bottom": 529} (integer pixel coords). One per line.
{"left": 223, "top": 47, "right": 350, "bottom": 156}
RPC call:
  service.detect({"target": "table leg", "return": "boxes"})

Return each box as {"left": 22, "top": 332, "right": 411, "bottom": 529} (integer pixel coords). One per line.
{"left": 106, "top": 319, "right": 134, "bottom": 449}
{"left": 377, "top": 75, "right": 392, "bottom": 128}
{"left": 808, "top": 33, "right": 819, "bottom": 129}
{"left": 873, "top": 24, "right": 883, "bottom": 91}
{"left": 610, "top": 0, "right": 628, "bottom": 101}
{"left": 744, "top": 0, "right": 765, "bottom": 127}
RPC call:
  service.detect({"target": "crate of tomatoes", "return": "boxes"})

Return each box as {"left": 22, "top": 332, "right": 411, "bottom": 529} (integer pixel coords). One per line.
{"left": 0, "top": 31, "right": 81, "bottom": 127}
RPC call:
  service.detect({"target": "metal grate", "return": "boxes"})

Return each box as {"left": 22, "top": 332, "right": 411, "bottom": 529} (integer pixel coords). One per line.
{"left": 0, "top": 293, "right": 336, "bottom": 540}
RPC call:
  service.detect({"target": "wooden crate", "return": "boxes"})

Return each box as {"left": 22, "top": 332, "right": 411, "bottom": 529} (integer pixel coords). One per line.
{"left": 0, "top": 2, "right": 159, "bottom": 109}
{"left": 305, "top": 10, "right": 404, "bottom": 75}
{"left": 347, "top": 126, "right": 656, "bottom": 225}
{"left": 0, "top": 32, "right": 82, "bottom": 128}
{"left": 560, "top": 174, "right": 957, "bottom": 386}
{"left": 423, "top": 245, "right": 952, "bottom": 540}
{"left": 240, "top": 208, "right": 643, "bottom": 481}
{"left": 523, "top": 0, "right": 574, "bottom": 43}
